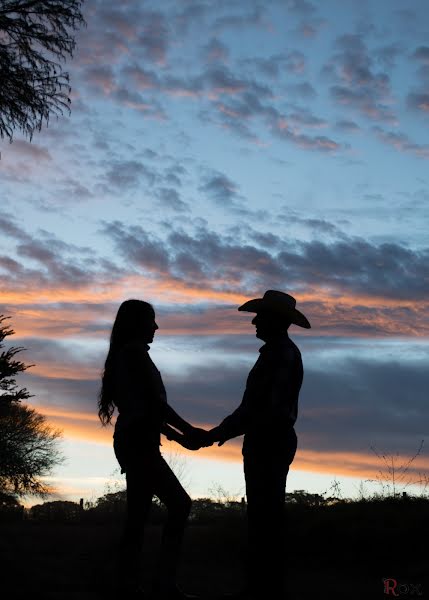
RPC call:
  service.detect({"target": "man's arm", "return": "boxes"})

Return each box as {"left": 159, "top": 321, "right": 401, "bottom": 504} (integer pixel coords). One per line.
{"left": 210, "top": 345, "right": 302, "bottom": 445}
{"left": 208, "top": 400, "right": 249, "bottom": 446}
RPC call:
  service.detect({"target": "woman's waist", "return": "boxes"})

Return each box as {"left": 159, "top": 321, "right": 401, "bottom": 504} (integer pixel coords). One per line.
{"left": 115, "top": 408, "right": 163, "bottom": 423}
{"left": 114, "top": 413, "right": 162, "bottom": 435}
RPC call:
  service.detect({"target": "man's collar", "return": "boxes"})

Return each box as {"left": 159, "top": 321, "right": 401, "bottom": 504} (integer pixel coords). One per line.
{"left": 259, "top": 333, "right": 290, "bottom": 352}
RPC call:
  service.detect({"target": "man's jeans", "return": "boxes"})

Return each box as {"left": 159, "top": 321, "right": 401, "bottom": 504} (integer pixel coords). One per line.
{"left": 243, "top": 429, "right": 297, "bottom": 595}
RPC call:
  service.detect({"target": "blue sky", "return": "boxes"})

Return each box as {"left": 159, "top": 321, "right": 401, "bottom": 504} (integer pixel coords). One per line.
{"left": 0, "top": 0, "right": 428, "bottom": 505}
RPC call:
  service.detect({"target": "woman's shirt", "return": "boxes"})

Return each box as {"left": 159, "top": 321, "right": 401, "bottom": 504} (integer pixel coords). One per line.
{"left": 113, "top": 342, "right": 167, "bottom": 450}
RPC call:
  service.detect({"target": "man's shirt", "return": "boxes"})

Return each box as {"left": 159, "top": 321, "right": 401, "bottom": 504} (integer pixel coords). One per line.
{"left": 218, "top": 334, "right": 303, "bottom": 453}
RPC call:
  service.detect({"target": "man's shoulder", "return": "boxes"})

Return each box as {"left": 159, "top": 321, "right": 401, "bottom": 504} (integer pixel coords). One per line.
{"left": 259, "top": 338, "right": 301, "bottom": 369}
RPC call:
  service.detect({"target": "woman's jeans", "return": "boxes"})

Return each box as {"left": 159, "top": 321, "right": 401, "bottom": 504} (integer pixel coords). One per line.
{"left": 114, "top": 438, "right": 192, "bottom": 586}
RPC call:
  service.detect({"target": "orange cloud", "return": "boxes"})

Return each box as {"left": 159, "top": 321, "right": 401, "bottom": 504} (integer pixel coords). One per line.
{"left": 37, "top": 406, "right": 429, "bottom": 483}
{"left": 37, "top": 405, "right": 112, "bottom": 445}
{"left": 0, "top": 273, "right": 247, "bottom": 306}
{"left": 30, "top": 363, "right": 99, "bottom": 380}
{"left": 4, "top": 278, "right": 428, "bottom": 342}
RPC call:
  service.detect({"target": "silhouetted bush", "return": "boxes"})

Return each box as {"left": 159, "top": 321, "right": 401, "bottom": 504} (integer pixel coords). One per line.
{"left": 29, "top": 500, "right": 80, "bottom": 522}
{"left": 0, "top": 491, "right": 24, "bottom": 522}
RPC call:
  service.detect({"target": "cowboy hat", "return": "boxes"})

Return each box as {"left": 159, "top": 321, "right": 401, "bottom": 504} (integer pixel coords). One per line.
{"left": 238, "top": 290, "right": 311, "bottom": 329}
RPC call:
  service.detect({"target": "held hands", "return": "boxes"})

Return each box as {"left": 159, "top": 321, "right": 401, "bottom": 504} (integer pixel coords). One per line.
{"left": 182, "top": 426, "right": 228, "bottom": 449}
{"left": 180, "top": 426, "right": 214, "bottom": 451}
{"left": 208, "top": 426, "right": 228, "bottom": 447}
{"left": 167, "top": 424, "right": 228, "bottom": 451}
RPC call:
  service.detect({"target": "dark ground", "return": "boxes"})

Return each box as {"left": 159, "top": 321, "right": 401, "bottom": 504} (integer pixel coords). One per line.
{"left": 1, "top": 498, "right": 428, "bottom": 600}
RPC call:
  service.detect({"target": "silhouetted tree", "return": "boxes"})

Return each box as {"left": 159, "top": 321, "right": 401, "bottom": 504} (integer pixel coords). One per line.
{"left": 0, "top": 315, "right": 63, "bottom": 496}
{"left": 0, "top": 0, "right": 85, "bottom": 141}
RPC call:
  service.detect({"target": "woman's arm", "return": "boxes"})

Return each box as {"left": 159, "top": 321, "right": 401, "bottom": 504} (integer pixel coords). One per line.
{"left": 161, "top": 423, "right": 184, "bottom": 443}
{"left": 164, "top": 403, "right": 193, "bottom": 434}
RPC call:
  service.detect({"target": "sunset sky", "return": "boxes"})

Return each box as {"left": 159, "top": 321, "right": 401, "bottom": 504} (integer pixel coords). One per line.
{"left": 1, "top": 0, "right": 428, "bottom": 506}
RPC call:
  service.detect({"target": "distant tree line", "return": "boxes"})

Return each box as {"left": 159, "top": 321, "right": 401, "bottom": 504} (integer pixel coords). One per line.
{"left": 21, "top": 489, "right": 350, "bottom": 524}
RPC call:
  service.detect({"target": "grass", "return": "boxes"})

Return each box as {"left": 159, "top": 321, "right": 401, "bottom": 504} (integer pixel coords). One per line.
{"left": 1, "top": 496, "right": 429, "bottom": 599}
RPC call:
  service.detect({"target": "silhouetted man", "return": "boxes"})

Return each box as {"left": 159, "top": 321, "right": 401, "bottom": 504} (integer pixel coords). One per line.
{"left": 208, "top": 290, "right": 311, "bottom": 599}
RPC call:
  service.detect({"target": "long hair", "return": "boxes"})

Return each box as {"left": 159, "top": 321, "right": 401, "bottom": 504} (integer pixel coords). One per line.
{"left": 98, "top": 299, "right": 155, "bottom": 426}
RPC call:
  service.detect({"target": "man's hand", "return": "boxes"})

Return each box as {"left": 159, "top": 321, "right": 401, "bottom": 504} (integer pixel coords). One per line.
{"left": 207, "top": 427, "right": 228, "bottom": 447}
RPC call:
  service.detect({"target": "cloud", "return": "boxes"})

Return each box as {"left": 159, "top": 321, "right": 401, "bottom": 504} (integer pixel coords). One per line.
{"left": 0, "top": 213, "right": 30, "bottom": 241}
{"left": 277, "top": 238, "right": 429, "bottom": 301}
{"left": 7, "top": 140, "right": 52, "bottom": 161}
{"left": 286, "top": 82, "right": 317, "bottom": 98}
{"left": 18, "top": 337, "right": 102, "bottom": 381}
{"left": 372, "top": 126, "right": 429, "bottom": 159}
{"left": 2, "top": 302, "right": 113, "bottom": 339}
{"left": 2, "top": 213, "right": 428, "bottom": 341}
{"left": 374, "top": 43, "right": 403, "bottom": 70}
{"left": 206, "top": 66, "right": 269, "bottom": 97}
{"left": 271, "top": 121, "right": 340, "bottom": 152}
{"left": 0, "top": 217, "right": 124, "bottom": 303}
{"left": 156, "top": 188, "right": 189, "bottom": 213}
{"left": 212, "top": 89, "right": 339, "bottom": 151}
{"left": 100, "top": 159, "right": 157, "bottom": 191}
{"left": 213, "top": 6, "right": 268, "bottom": 32}
{"left": 326, "top": 34, "right": 396, "bottom": 123}
{"left": 204, "top": 38, "right": 229, "bottom": 63}
{"left": 276, "top": 210, "right": 344, "bottom": 235}
{"left": 166, "top": 350, "right": 429, "bottom": 475}
{"left": 288, "top": 107, "right": 327, "bottom": 128}
{"left": 23, "top": 372, "right": 100, "bottom": 417}
{"left": 83, "top": 65, "right": 116, "bottom": 95}
{"left": 173, "top": 3, "right": 208, "bottom": 35}
{"left": 296, "top": 18, "right": 326, "bottom": 39}
{"left": 76, "top": 4, "right": 170, "bottom": 67}
{"left": 136, "top": 10, "right": 169, "bottom": 66}
{"left": 70, "top": 2, "right": 336, "bottom": 151}
{"left": 407, "top": 46, "right": 429, "bottom": 115}
{"left": 300, "top": 356, "right": 429, "bottom": 458}
{"left": 63, "top": 1, "right": 352, "bottom": 154}
{"left": 242, "top": 52, "right": 307, "bottom": 78}
{"left": 102, "top": 221, "right": 170, "bottom": 274}
{"left": 335, "top": 119, "right": 360, "bottom": 132}
{"left": 285, "top": 0, "right": 316, "bottom": 16}
{"left": 102, "top": 220, "right": 429, "bottom": 305}
{"left": 411, "top": 46, "right": 429, "bottom": 64}
{"left": 19, "top": 341, "right": 429, "bottom": 480}
{"left": 407, "top": 93, "right": 429, "bottom": 114}
{"left": 55, "top": 178, "right": 93, "bottom": 202}
{"left": 4, "top": 294, "right": 428, "bottom": 342}
{"left": 199, "top": 170, "right": 241, "bottom": 206}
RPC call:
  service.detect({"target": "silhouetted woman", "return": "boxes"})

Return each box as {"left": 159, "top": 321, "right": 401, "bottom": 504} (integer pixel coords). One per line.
{"left": 98, "top": 299, "right": 205, "bottom": 599}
